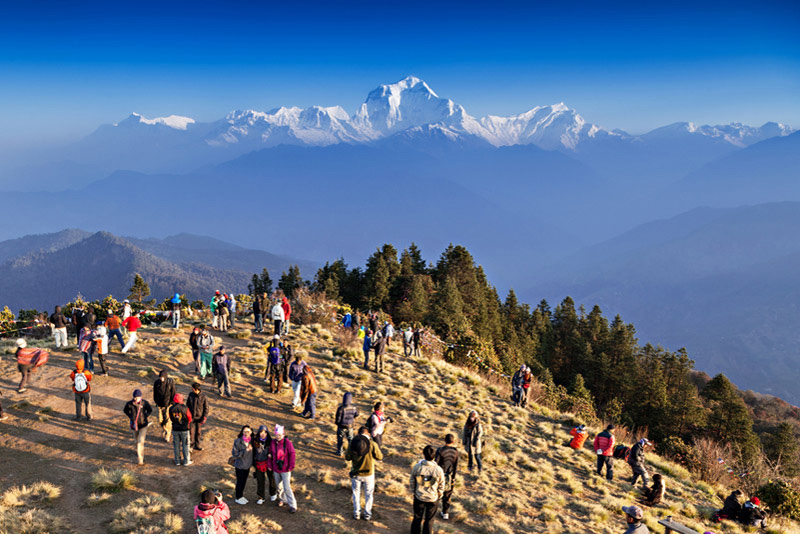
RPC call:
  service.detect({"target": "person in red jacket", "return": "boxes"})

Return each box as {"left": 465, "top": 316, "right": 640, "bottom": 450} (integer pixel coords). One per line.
{"left": 281, "top": 296, "right": 292, "bottom": 335}
{"left": 569, "top": 424, "right": 588, "bottom": 450}
{"left": 593, "top": 424, "right": 616, "bottom": 480}
{"left": 194, "top": 489, "right": 230, "bottom": 533}
{"left": 121, "top": 311, "right": 142, "bottom": 354}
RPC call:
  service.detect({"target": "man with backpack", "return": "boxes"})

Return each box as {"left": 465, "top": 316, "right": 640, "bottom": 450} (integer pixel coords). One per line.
{"left": 335, "top": 392, "right": 359, "bottom": 456}
{"left": 72, "top": 303, "right": 86, "bottom": 344}
{"left": 593, "top": 424, "right": 616, "bottom": 480}
{"left": 169, "top": 393, "right": 192, "bottom": 466}
{"left": 70, "top": 359, "right": 93, "bottom": 421}
{"left": 402, "top": 327, "right": 413, "bottom": 356}
{"left": 170, "top": 293, "right": 181, "bottom": 329}
{"left": 346, "top": 426, "right": 383, "bottom": 521}
{"left": 628, "top": 438, "right": 652, "bottom": 486}
{"left": 153, "top": 370, "right": 176, "bottom": 443}
{"left": 266, "top": 336, "right": 283, "bottom": 394}
{"left": 368, "top": 402, "right": 392, "bottom": 451}
{"left": 511, "top": 365, "right": 526, "bottom": 407}
{"left": 434, "top": 434, "right": 459, "bottom": 521}
{"left": 300, "top": 366, "right": 318, "bottom": 420}
{"left": 187, "top": 382, "right": 209, "bottom": 451}
{"left": 410, "top": 445, "right": 445, "bottom": 534}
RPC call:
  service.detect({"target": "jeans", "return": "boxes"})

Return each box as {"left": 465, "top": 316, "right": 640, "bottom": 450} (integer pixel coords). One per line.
{"left": 216, "top": 372, "right": 231, "bottom": 396}
{"left": 121, "top": 331, "right": 137, "bottom": 353}
{"left": 273, "top": 471, "right": 297, "bottom": 509}
{"left": 363, "top": 350, "right": 370, "bottom": 368}
{"left": 411, "top": 497, "right": 438, "bottom": 534}
{"left": 235, "top": 468, "right": 249, "bottom": 499}
{"left": 172, "top": 310, "right": 180, "bottom": 328}
{"left": 291, "top": 380, "right": 301, "bottom": 407}
{"left": 302, "top": 393, "right": 317, "bottom": 419}
{"left": 190, "top": 421, "right": 203, "bottom": 448}
{"left": 133, "top": 423, "right": 149, "bottom": 464}
{"left": 467, "top": 449, "right": 482, "bottom": 471}
{"left": 97, "top": 352, "right": 108, "bottom": 374}
{"left": 597, "top": 455, "right": 614, "bottom": 480}
{"left": 53, "top": 327, "right": 68, "bottom": 348}
{"left": 254, "top": 313, "right": 263, "bottom": 332}
{"left": 274, "top": 320, "right": 282, "bottom": 335}
{"left": 172, "top": 430, "right": 190, "bottom": 464}
{"left": 255, "top": 468, "right": 277, "bottom": 499}
{"left": 18, "top": 363, "right": 33, "bottom": 391}
{"left": 337, "top": 425, "right": 354, "bottom": 455}
{"left": 192, "top": 349, "right": 200, "bottom": 373}
{"left": 351, "top": 474, "right": 375, "bottom": 518}
{"left": 82, "top": 351, "right": 94, "bottom": 372}
{"left": 74, "top": 391, "right": 92, "bottom": 419}
{"left": 442, "top": 489, "right": 453, "bottom": 515}
{"left": 108, "top": 328, "right": 124, "bottom": 349}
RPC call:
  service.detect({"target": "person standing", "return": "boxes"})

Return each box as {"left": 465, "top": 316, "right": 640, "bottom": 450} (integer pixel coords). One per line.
{"left": 628, "top": 438, "right": 652, "bottom": 486}
{"left": 123, "top": 389, "right": 153, "bottom": 465}
{"left": 210, "top": 293, "right": 220, "bottom": 330}
{"left": 253, "top": 292, "right": 263, "bottom": 332}
{"left": 511, "top": 365, "right": 526, "bottom": 407}
{"left": 368, "top": 402, "right": 392, "bottom": 451}
{"left": 434, "top": 434, "right": 459, "bottom": 521}
{"left": 84, "top": 306, "right": 96, "bottom": 330}
{"left": 266, "top": 337, "right": 283, "bottom": 394}
{"left": 252, "top": 425, "right": 278, "bottom": 504}
{"left": 335, "top": 392, "right": 359, "bottom": 456}
{"left": 78, "top": 325, "right": 95, "bottom": 372}
{"left": 171, "top": 293, "right": 181, "bottom": 329}
{"left": 373, "top": 331, "right": 387, "bottom": 374}
{"left": 410, "top": 445, "right": 445, "bottom": 534}
{"left": 462, "top": 411, "right": 483, "bottom": 474}
{"left": 197, "top": 327, "right": 215, "bottom": 379}
{"left": 520, "top": 367, "right": 532, "bottom": 407}
{"left": 346, "top": 426, "right": 383, "bottom": 521}
{"left": 288, "top": 351, "right": 307, "bottom": 409}
{"left": 105, "top": 310, "right": 124, "bottom": 350}
{"left": 70, "top": 359, "right": 93, "bottom": 421}
{"left": 271, "top": 301, "right": 285, "bottom": 336}
{"left": 93, "top": 325, "right": 109, "bottom": 376}
{"left": 281, "top": 340, "right": 293, "bottom": 385}
{"left": 186, "top": 382, "right": 209, "bottom": 451}
{"left": 281, "top": 296, "right": 291, "bottom": 335}
{"left": 189, "top": 327, "right": 201, "bottom": 374}
{"left": 217, "top": 297, "right": 229, "bottom": 332}
{"left": 593, "top": 424, "right": 616, "bottom": 480}
{"left": 71, "top": 303, "right": 86, "bottom": 344}
{"left": 269, "top": 425, "right": 298, "bottom": 513}
{"left": 231, "top": 426, "right": 254, "bottom": 505}
{"left": 153, "top": 370, "right": 176, "bottom": 443}
{"left": 194, "top": 489, "right": 230, "bottom": 533}
{"left": 403, "top": 328, "right": 413, "bottom": 357}
{"left": 300, "top": 366, "right": 318, "bottom": 419}
{"left": 382, "top": 321, "right": 394, "bottom": 343}
{"left": 15, "top": 338, "right": 40, "bottom": 393}
{"left": 413, "top": 327, "right": 422, "bottom": 356}
{"left": 50, "top": 305, "right": 69, "bottom": 348}
{"left": 122, "top": 299, "right": 132, "bottom": 322}
{"left": 169, "top": 393, "right": 192, "bottom": 466}
{"left": 121, "top": 311, "right": 142, "bottom": 354}
{"left": 363, "top": 330, "right": 373, "bottom": 369}
{"left": 212, "top": 346, "right": 232, "bottom": 397}
{"left": 228, "top": 293, "right": 237, "bottom": 328}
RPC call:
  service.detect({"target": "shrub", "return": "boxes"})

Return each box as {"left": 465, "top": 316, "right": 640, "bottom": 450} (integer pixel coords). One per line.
{"left": 228, "top": 513, "right": 283, "bottom": 533}
{"left": 0, "top": 507, "right": 66, "bottom": 534}
{"left": 229, "top": 329, "right": 252, "bottom": 339}
{"left": 759, "top": 480, "right": 800, "bottom": 520}
{"left": 109, "top": 495, "right": 182, "bottom": 534}
{"left": 1, "top": 481, "right": 61, "bottom": 507}
{"left": 92, "top": 468, "right": 136, "bottom": 493}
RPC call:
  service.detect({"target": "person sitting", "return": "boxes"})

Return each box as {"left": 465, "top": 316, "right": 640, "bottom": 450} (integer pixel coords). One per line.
{"left": 737, "top": 497, "right": 767, "bottom": 528}
{"left": 713, "top": 489, "right": 742, "bottom": 522}
{"left": 641, "top": 473, "right": 665, "bottom": 506}
{"left": 568, "top": 424, "right": 588, "bottom": 450}
{"left": 194, "top": 488, "right": 230, "bottom": 533}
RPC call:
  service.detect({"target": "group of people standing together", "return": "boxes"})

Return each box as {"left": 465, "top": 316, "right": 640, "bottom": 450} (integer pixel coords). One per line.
{"left": 251, "top": 293, "right": 292, "bottom": 336}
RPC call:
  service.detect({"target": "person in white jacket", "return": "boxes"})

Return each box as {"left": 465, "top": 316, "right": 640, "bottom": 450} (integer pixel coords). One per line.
{"left": 271, "top": 302, "right": 285, "bottom": 336}
{"left": 94, "top": 325, "right": 110, "bottom": 376}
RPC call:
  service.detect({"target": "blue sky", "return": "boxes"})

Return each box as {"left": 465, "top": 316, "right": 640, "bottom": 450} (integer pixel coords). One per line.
{"left": 1, "top": 0, "right": 798, "bottom": 147}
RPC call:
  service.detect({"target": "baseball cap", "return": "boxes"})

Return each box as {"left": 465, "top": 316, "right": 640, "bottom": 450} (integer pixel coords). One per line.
{"left": 622, "top": 505, "right": 643, "bottom": 520}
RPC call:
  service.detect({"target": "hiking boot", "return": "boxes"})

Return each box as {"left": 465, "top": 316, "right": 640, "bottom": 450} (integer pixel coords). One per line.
{"left": 235, "top": 497, "right": 248, "bottom": 505}
{"left": 194, "top": 446, "right": 204, "bottom": 451}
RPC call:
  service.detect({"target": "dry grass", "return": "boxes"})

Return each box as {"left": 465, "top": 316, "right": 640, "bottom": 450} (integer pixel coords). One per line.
{"left": 229, "top": 329, "right": 252, "bottom": 339}
{"left": 0, "top": 507, "right": 67, "bottom": 534}
{"left": 91, "top": 468, "right": 136, "bottom": 493}
{"left": 108, "top": 495, "right": 182, "bottom": 534}
{"left": 228, "top": 513, "right": 283, "bottom": 533}
{"left": 87, "top": 492, "right": 113, "bottom": 506}
{"left": 1, "top": 481, "right": 61, "bottom": 507}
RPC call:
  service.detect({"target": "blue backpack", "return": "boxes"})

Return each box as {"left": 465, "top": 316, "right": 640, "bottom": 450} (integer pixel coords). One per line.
{"left": 268, "top": 347, "right": 281, "bottom": 365}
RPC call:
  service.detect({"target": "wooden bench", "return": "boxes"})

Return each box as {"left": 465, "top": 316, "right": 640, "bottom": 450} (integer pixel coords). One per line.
{"left": 658, "top": 518, "right": 701, "bottom": 534}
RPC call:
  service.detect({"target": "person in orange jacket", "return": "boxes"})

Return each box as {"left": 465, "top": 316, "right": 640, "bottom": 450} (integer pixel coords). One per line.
{"left": 569, "top": 424, "right": 588, "bottom": 450}
{"left": 300, "top": 366, "right": 318, "bottom": 419}
{"left": 70, "top": 359, "right": 93, "bottom": 421}
{"left": 15, "top": 338, "right": 49, "bottom": 393}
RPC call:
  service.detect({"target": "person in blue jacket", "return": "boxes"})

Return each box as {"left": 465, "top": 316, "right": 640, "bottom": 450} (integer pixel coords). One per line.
{"left": 171, "top": 293, "right": 182, "bottom": 329}
{"left": 342, "top": 312, "right": 352, "bottom": 328}
{"left": 363, "top": 330, "right": 373, "bottom": 369}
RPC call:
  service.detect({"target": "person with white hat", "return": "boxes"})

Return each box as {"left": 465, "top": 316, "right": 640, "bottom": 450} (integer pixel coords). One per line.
{"left": 621, "top": 505, "right": 650, "bottom": 533}
{"left": 15, "top": 338, "right": 41, "bottom": 393}
{"left": 268, "top": 424, "right": 297, "bottom": 513}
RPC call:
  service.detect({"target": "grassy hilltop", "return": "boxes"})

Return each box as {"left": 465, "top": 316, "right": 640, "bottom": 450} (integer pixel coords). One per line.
{"left": 0, "top": 320, "right": 797, "bottom": 534}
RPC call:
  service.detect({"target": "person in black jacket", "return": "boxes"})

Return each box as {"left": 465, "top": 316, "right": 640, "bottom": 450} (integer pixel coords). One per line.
{"left": 335, "top": 392, "right": 359, "bottom": 456}
{"left": 50, "top": 305, "right": 70, "bottom": 348}
{"left": 189, "top": 327, "right": 201, "bottom": 374}
{"left": 153, "top": 370, "right": 176, "bottom": 442}
{"left": 187, "top": 382, "right": 209, "bottom": 451}
{"left": 72, "top": 304, "right": 85, "bottom": 343}
{"left": 253, "top": 295, "right": 263, "bottom": 333}
{"left": 123, "top": 389, "right": 153, "bottom": 465}
{"left": 83, "top": 307, "right": 96, "bottom": 330}
{"left": 716, "top": 489, "right": 743, "bottom": 521}
{"left": 738, "top": 497, "right": 767, "bottom": 528}
{"left": 372, "top": 332, "right": 387, "bottom": 373}
{"left": 435, "top": 434, "right": 459, "bottom": 520}
{"left": 628, "top": 438, "right": 652, "bottom": 486}
{"left": 169, "top": 393, "right": 192, "bottom": 466}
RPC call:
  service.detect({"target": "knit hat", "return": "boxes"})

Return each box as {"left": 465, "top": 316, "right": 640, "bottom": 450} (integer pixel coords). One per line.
{"left": 173, "top": 393, "right": 183, "bottom": 404}
{"left": 751, "top": 497, "right": 761, "bottom": 506}
{"left": 15, "top": 338, "right": 27, "bottom": 348}
{"left": 622, "top": 505, "right": 643, "bottom": 520}
{"left": 133, "top": 389, "right": 142, "bottom": 398}
{"left": 75, "top": 360, "right": 84, "bottom": 371}
{"left": 274, "top": 424, "right": 285, "bottom": 436}
{"left": 606, "top": 424, "right": 615, "bottom": 430}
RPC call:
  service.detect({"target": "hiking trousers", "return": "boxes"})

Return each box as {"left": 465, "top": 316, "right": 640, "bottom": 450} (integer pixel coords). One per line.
{"left": 302, "top": 393, "right": 317, "bottom": 419}
{"left": 133, "top": 423, "right": 149, "bottom": 464}
{"left": 630, "top": 462, "right": 649, "bottom": 486}
{"left": 254, "top": 468, "right": 277, "bottom": 499}
{"left": 74, "top": 392, "right": 92, "bottom": 419}
{"left": 442, "top": 489, "right": 453, "bottom": 514}
{"left": 157, "top": 406, "right": 172, "bottom": 441}
{"left": 53, "top": 327, "right": 68, "bottom": 348}
{"left": 597, "top": 455, "right": 614, "bottom": 480}
{"left": 273, "top": 471, "right": 297, "bottom": 509}
{"left": 352, "top": 474, "right": 375, "bottom": 519}
{"left": 411, "top": 497, "right": 438, "bottom": 534}
{"left": 18, "top": 363, "right": 33, "bottom": 391}
{"left": 274, "top": 320, "right": 282, "bottom": 336}
{"left": 121, "top": 331, "right": 137, "bottom": 353}
{"left": 337, "top": 425, "right": 354, "bottom": 455}
{"left": 190, "top": 421, "right": 203, "bottom": 448}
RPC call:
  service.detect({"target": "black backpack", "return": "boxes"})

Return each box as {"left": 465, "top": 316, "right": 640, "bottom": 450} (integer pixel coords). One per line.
{"left": 613, "top": 444, "right": 630, "bottom": 460}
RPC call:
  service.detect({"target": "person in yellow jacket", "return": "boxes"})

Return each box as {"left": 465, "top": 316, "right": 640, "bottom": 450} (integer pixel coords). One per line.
{"left": 409, "top": 445, "right": 445, "bottom": 534}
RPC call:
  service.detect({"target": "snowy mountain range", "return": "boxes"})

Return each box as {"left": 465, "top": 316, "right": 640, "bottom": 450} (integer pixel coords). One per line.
{"left": 98, "top": 75, "right": 795, "bottom": 152}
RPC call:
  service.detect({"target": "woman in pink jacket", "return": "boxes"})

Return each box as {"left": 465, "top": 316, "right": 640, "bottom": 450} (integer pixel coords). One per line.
{"left": 268, "top": 424, "right": 298, "bottom": 513}
{"left": 194, "top": 489, "right": 230, "bottom": 533}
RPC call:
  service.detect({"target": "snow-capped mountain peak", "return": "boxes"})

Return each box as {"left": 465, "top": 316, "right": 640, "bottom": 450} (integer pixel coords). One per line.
{"left": 117, "top": 112, "right": 195, "bottom": 130}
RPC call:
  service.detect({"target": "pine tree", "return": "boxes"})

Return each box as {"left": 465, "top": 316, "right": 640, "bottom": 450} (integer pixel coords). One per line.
{"left": 702, "top": 374, "right": 760, "bottom": 460}
{"left": 428, "top": 275, "right": 468, "bottom": 338}
{"left": 248, "top": 268, "right": 273, "bottom": 296}
{"left": 128, "top": 273, "right": 150, "bottom": 303}
{"left": 766, "top": 422, "right": 800, "bottom": 477}
{"left": 407, "top": 242, "right": 428, "bottom": 274}
{"left": 278, "top": 265, "right": 304, "bottom": 299}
